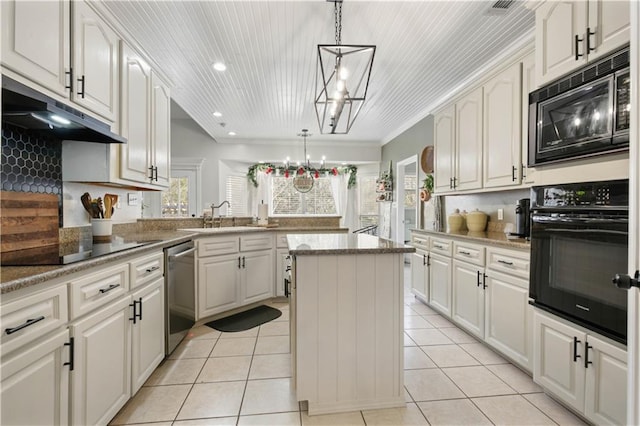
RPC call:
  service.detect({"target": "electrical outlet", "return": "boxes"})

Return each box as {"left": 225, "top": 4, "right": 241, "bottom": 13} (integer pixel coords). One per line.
{"left": 497, "top": 208, "right": 504, "bottom": 221}
{"left": 127, "top": 193, "right": 139, "bottom": 206}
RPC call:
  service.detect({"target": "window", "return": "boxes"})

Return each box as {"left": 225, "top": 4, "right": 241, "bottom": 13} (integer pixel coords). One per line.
{"left": 162, "top": 176, "right": 190, "bottom": 217}
{"left": 404, "top": 174, "right": 417, "bottom": 208}
{"left": 358, "top": 175, "right": 379, "bottom": 227}
{"left": 271, "top": 176, "right": 336, "bottom": 215}
{"left": 225, "top": 175, "right": 249, "bottom": 216}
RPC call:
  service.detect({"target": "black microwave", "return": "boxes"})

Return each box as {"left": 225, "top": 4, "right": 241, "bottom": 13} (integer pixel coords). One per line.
{"left": 528, "top": 46, "right": 630, "bottom": 166}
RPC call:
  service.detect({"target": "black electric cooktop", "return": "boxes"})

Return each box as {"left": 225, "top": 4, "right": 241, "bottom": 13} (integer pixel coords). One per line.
{"left": 1, "top": 240, "right": 150, "bottom": 266}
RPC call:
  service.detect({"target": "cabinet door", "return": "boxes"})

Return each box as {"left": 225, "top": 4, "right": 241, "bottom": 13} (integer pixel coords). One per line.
{"left": 584, "top": 334, "right": 627, "bottom": 425}
{"left": 455, "top": 87, "right": 483, "bottom": 191}
{"left": 411, "top": 252, "right": 427, "bottom": 301}
{"left": 485, "top": 271, "right": 531, "bottom": 370}
{"left": 521, "top": 52, "right": 536, "bottom": 184}
{"left": 120, "top": 42, "right": 152, "bottom": 184}
{"left": 452, "top": 260, "right": 484, "bottom": 339}
{"left": 533, "top": 310, "right": 586, "bottom": 413}
{"left": 197, "top": 254, "right": 240, "bottom": 318}
{"left": 535, "top": 1, "right": 588, "bottom": 86}
{"left": 72, "top": 0, "right": 119, "bottom": 122}
{"left": 151, "top": 72, "right": 171, "bottom": 188}
{"left": 428, "top": 252, "right": 451, "bottom": 317}
{"left": 243, "top": 250, "right": 274, "bottom": 305}
{"left": 483, "top": 62, "right": 522, "bottom": 188}
{"left": 130, "top": 278, "right": 165, "bottom": 395}
{"left": 1, "top": 328, "right": 70, "bottom": 426}
{"left": 587, "top": 0, "right": 630, "bottom": 62}
{"left": 434, "top": 104, "right": 456, "bottom": 193}
{"left": 70, "top": 296, "right": 131, "bottom": 426}
{"left": 275, "top": 249, "right": 290, "bottom": 297}
{"left": 1, "top": 0, "right": 70, "bottom": 97}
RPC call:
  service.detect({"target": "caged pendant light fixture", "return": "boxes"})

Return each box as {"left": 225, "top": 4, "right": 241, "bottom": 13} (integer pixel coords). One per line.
{"left": 314, "top": 0, "right": 376, "bottom": 134}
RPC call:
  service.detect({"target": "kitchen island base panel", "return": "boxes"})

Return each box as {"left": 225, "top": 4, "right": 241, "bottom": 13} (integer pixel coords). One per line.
{"left": 294, "top": 253, "right": 404, "bottom": 415}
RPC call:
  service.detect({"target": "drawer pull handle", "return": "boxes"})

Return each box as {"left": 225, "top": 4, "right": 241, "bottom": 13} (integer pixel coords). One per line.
{"left": 459, "top": 250, "right": 471, "bottom": 256}
{"left": 99, "top": 283, "right": 120, "bottom": 294}
{"left": 498, "top": 259, "right": 514, "bottom": 266}
{"left": 145, "top": 265, "right": 160, "bottom": 273}
{"left": 434, "top": 244, "right": 445, "bottom": 249}
{"left": 5, "top": 316, "right": 45, "bottom": 335}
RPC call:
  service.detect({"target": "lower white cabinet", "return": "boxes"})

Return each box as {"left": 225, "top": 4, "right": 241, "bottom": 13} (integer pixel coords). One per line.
{"left": 1, "top": 328, "right": 70, "bottom": 426}
{"left": 198, "top": 253, "right": 241, "bottom": 317}
{"left": 242, "top": 250, "right": 273, "bottom": 305}
{"left": 428, "top": 252, "right": 452, "bottom": 316}
{"left": 533, "top": 309, "right": 626, "bottom": 425}
{"left": 452, "top": 260, "right": 484, "bottom": 339}
{"left": 70, "top": 295, "right": 131, "bottom": 426}
{"left": 410, "top": 250, "right": 428, "bottom": 302}
{"left": 275, "top": 248, "right": 290, "bottom": 297}
{"left": 484, "top": 271, "right": 531, "bottom": 370}
{"left": 130, "top": 278, "right": 165, "bottom": 394}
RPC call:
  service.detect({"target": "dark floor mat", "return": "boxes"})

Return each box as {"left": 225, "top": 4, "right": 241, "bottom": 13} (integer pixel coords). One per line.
{"left": 204, "top": 305, "right": 282, "bottom": 332}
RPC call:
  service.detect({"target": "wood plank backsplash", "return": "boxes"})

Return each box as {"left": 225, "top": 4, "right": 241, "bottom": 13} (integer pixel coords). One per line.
{"left": 0, "top": 191, "right": 59, "bottom": 252}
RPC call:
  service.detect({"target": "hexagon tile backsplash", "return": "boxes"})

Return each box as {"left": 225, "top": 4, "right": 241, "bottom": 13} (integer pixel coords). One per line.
{"left": 1, "top": 125, "right": 62, "bottom": 194}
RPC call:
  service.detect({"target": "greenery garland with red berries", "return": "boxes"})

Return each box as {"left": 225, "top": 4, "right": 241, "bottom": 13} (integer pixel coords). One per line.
{"left": 247, "top": 163, "right": 358, "bottom": 189}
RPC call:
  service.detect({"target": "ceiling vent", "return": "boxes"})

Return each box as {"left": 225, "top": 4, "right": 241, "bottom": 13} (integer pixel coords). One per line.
{"left": 485, "top": 0, "right": 515, "bottom": 15}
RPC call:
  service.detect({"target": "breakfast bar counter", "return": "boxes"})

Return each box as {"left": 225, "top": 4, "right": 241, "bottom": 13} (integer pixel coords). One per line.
{"left": 287, "top": 233, "right": 414, "bottom": 415}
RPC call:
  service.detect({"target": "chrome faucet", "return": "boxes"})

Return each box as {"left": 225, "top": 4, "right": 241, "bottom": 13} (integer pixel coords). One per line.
{"left": 211, "top": 201, "right": 231, "bottom": 228}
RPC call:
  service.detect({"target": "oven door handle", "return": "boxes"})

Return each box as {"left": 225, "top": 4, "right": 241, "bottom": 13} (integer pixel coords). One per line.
{"left": 540, "top": 228, "right": 628, "bottom": 236}
{"left": 532, "top": 215, "right": 628, "bottom": 225}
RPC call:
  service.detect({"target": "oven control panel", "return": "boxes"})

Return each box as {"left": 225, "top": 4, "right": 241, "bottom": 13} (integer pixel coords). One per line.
{"left": 532, "top": 180, "right": 629, "bottom": 208}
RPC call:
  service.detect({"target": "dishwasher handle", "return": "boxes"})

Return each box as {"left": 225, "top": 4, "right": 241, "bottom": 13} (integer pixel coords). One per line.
{"left": 168, "top": 247, "right": 196, "bottom": 259}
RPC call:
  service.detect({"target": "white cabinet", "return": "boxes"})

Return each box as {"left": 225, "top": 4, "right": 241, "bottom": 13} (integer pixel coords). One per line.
{"left": 455, "top": 87, "right": 483, "bottom": 191}
{"left": 452, "top": 260, "right": 485, "bottom": 339}
{"left": 70, "top": 295, "right": 131, "bottom": 426}
{"left": 275, "top": 248, "right": 290, "bottom": 297}
{"left": 521, "top": 52, "right": 537, "bottom": 184}
{"left": 71, "top": 0, "right": 119, "bottom": 122}
{"left": 411, "top": 251, "right": 428, "bottom": 302}
{"left": 120, "top": 42, "right": 152, "bottom": 184}
{"left": 428, "top": 252, "right": 452, "bottom": 317}
{"left": 119, "top": 44, "right": 170, "bottom": 189}
{"left": 533, "top": 309, "right": 627, "bottom": 425}
{"left": 196, "top": 233, "right": 275, "bottom": 319}
{"left": 1, "top": 0, "right": 71, "bottom": 97}
{"left": 434, "top": 104, "right": 456, "bottom": 193}
{"left": 535, "top": 0, "right": 630, "bottom": 86}
{"left": 1, "top": 328, "right": 70, "bottom": 426}
{"left": 130, "top": 278, "right": 165, "bottom": 395}
{"left": 483, "top": 62, "right": 522, "bottom": 188}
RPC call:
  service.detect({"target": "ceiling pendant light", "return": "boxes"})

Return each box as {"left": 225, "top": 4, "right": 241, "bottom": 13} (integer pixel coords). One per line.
{"left": 292, "top": 129, "right": 317, "bottom": 193}
{"left": 315, "top": 0, "right": 376, "bottom": 135}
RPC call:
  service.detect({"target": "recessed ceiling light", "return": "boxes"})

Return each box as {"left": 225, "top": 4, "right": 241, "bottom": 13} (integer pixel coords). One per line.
{"left": 228, "top": 131, "right": 236, "bottom": 136}
{"left": 213, "top": 62, "right": 227, "bottom": 72}
{"left": 213, "top": 111, "right": 222, "bottom": 117}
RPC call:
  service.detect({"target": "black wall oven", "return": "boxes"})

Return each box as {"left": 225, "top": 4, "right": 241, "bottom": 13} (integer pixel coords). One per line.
{"left": 529, "top": 180, "right": 628, "bottom": 343}
{"left": 528, "top": 46, "right": 630, "bottom": 165}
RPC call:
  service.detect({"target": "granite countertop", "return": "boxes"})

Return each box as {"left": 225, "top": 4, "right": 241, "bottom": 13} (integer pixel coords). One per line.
{"left": 287, "top": 233, "right": 415, "bottom": 255}
{"left": 411, "top": 228, "right": 530, "bottom": 250}
{"left": 1, "top": 226, "right": 350, "bottom": 293}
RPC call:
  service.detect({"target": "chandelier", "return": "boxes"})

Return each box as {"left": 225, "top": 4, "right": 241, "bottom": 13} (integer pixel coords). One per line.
{"left": 315, "top": 0, "right": 376, "bottom": 134}
{"left": 287, "top": 129, "right": 324, "bottom": 193}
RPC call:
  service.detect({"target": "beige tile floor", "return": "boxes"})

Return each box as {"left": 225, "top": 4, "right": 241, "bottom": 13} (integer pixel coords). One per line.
{"left": 110, "top": 276, "right": 588, "bottom": 426}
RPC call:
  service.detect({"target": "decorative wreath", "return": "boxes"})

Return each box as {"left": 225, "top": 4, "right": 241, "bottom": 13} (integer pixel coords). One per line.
{"left": 247, "top": 163, "right": 358, "bottom": 189}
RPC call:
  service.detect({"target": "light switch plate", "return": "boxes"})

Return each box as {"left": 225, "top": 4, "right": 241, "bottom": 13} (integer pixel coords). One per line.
{"left": 127, "top": 193, "right": 139, "bottom": 206}
{"left": 498, "top": 208, "right": 504, "bottom": 221}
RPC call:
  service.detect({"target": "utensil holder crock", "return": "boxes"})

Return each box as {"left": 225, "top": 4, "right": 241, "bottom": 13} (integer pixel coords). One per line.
{"left": 92, "top": 218, "right": 112, "bottom": 242}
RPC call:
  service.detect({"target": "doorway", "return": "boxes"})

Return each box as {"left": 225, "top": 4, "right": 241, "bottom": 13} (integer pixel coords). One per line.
{"left": 396, "top": 155, "right": 418, "bottom": 246}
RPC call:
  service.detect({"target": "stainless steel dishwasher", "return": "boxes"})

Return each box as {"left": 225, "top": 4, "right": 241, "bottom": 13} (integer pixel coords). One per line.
{"left": 164, "top": 241, "right": 196, "bottom": 355}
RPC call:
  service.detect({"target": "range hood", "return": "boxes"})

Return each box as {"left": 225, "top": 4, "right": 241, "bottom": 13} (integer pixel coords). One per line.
{"left": 2, "top": 76, "right": 126, "bottom": 144}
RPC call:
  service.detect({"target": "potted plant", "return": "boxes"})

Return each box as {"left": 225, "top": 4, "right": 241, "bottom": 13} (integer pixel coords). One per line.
{"left": 420, "top": 174, "right": 433, "bottom": 202}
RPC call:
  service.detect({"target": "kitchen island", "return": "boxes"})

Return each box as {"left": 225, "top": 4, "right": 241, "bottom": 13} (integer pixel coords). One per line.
{"left": 287, "top": 233, "right": 415, "bottom": 415}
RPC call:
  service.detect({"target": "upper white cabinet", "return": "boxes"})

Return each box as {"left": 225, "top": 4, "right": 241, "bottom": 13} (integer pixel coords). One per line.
{"left": 72, "top": 0, "right": 120, "bottom": 123}
{"left": 521, "top": 52, "right": 537, "bottom": 184}
{"left": 2, "top": 0, "right": 119, "bottom": 124}
{"left": 1, "top": 0, "right": 71, "bottom": 97}
{"left": 455, "top": 87, "right": 484, "bottom": 191}
{"left": 434, "top": 105, "right": 456, "bottom": 193}
{"left": 483, "top": 62, "right": 522, "bottom": 188}
{"left": 534, "top": 0, "right": 629, "bottom": 86}
{"left": 119, "top": 43, "right": 171, "bottom": 189}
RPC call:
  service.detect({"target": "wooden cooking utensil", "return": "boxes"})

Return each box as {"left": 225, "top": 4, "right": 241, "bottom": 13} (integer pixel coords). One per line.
{"left": 105, "top": 194, "right": 118, "bottom": 218}
{"left": 81, "top": 192, "right": 93, "bottom": 216}
{"left": 104, "top": 195, "right": 112, "bottom": 219}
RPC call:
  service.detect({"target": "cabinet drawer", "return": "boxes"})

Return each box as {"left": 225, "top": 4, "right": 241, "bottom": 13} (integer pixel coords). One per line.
{"left": 430, "top": 237, "right": 452, "bottom": 256}
{"left": 197, "top": 236, "right": 239, "bottom": 257}
{"left": 276, "top": 232, "right": 289, "bottom": 249}
{"left": 1, "top": 285, "right": 68, "bottom": 356}
{"left": 69, "top": 264, "right": 129, "bottom": 320}
{"left": 130, "top": 251, "right": 164, "bottom": 290}
{"left": 240, "top": 234, "right": 273, "bottom": 252}
{"left": 453, "top": 241, "right": 485, "bottom": 266}
{"left": 411, "top": 234, "right": 430, "bottom": 251}
{"left": 486, "top": 247, "right": 530, "bottom": 279}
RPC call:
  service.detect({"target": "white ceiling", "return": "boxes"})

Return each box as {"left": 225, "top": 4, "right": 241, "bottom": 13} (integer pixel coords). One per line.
{"left": 99, "top": 1, "right": 534, "bottom": 146}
